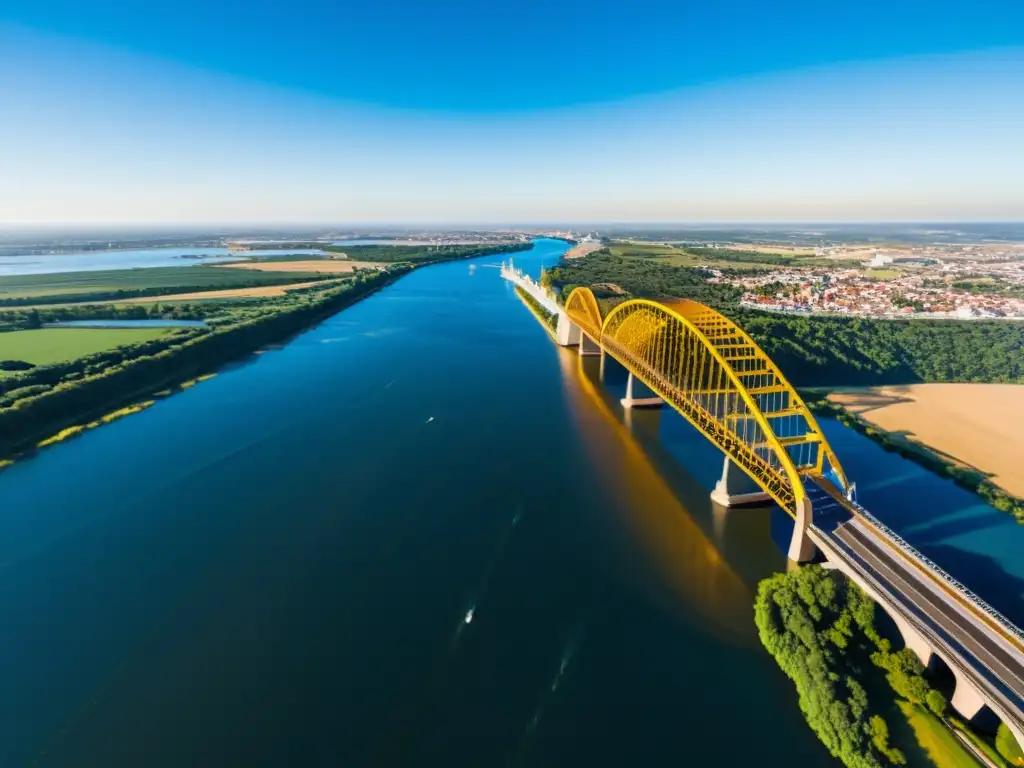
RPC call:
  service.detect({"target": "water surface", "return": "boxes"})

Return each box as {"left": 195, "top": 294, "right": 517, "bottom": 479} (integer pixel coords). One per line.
{"left": 0, "top": 237, "right": 1019, "bottom": 767}
{"left": 0, "top": 239, "right": 833, "bottom": 767}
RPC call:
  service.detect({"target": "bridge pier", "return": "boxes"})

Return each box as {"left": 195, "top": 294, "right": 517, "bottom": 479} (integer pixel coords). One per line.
{"left": 579, "top": 333, "right": 602, "bottom": 357}
{"left": 788, "top": 496, "right": 816, "bottom": 563}
{"left": 889, "top": 612, "right": 936, "bottom": 668}
{"left": 620, "top": 372, "right": 662, "bottom": 409}
{"left": 950, "top": 671, "right": 988, "bottom": 721}
{"left": 709, "top": 456, "right": 772, "bottom": 507}
{"left": 555, "top": 313, "right": 581, "bottom": 347}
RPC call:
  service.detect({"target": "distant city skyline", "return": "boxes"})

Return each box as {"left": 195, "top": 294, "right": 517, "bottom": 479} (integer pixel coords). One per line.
{"left": 2, "top": 5, "right": 1023, "bottom": 224}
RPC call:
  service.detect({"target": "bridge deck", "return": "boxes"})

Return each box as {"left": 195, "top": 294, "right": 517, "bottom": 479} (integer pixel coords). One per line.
{"left": 810, "top": 494, "right": 1024, "bottom": 731}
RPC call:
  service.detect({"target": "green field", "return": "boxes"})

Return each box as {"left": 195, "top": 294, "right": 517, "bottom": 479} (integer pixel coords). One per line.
{"left": 896, "top": 702, "right": 981, "bottom": 768}
{"left": 606, "top": 242, "right": 795, "bottom": 271}
{"left": 605, "top": 241, "right": 865, "bottom": 271}
{"left": 0, "top": 265, "right": 329, "bottom": 305}
{"left": 862, "top": 268, "right": 903, "bottom": 279}
{"left": 0, "top": 328, "right": 171, "bottom": 368}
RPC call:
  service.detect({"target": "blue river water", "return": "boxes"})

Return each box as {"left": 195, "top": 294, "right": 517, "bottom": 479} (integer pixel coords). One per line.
{"left": 0, "top": 237, "right": 1019, "bottom": 766}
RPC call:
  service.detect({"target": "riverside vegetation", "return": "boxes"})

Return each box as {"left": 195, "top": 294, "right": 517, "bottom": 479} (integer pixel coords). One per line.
{"left": 0, "top": 242, "right": 530, "bottom": 459}
{"left": 756, "top": 566, "right": 1023, "bottom": 768}
{"left": 514, "top": 285, "right": 559, "bottom": 333}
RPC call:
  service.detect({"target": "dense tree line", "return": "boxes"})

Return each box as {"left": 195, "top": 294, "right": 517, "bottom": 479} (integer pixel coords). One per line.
{"left": 325, "top": 241, "right": 531, "bottom": 264}
{"left": 544, "top": 252, "right": 1024, "bottom": 387}
{"left": 756, "top": 567, "right": 952, "bottom": 768}
{"left": 734, "top": 311, "right": 1024, "bottom": 386}
{"left": 544, "top": 253, "right": 741, "bottom": 308}
{"left": 0, "top": 268, "right": 408, "bottom": 457}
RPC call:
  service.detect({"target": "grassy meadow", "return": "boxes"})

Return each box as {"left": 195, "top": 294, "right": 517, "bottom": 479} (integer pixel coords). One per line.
{"left": 0, "top": 328, "right": 171, "bottom": 369}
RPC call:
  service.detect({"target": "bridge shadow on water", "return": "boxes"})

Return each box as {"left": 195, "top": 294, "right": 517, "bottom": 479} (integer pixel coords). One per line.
{"left": 579, "top": 352, "right": 1024, "bottom": 629}
{"left": 568, "top": 352, "right": 797, "bottom": 594}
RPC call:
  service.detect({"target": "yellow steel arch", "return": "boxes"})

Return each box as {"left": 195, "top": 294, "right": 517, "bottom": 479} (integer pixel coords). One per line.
{"left": 600, "top": 299, "right": 808, "bottom": 515}
{"left": 564, "top": 287, "right": 604, "bottom": 341}
{"left": 667, "top": 299, "right": 849, "bottom": 490}
{"left": 558, "top": 287, "right": 848, "bottom": 516}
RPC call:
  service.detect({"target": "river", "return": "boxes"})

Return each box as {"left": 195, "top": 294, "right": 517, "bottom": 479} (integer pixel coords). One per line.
{"left": 0, "top": 237, "right": 1019, "bottom": 767}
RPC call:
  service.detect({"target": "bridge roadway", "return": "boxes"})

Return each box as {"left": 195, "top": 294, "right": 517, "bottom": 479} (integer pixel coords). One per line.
{"left": 806, "top": 479, "right": 1024, "bottom": 743}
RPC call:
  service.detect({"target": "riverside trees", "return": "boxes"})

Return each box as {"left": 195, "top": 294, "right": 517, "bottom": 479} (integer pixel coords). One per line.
{"left": 756, "top": 567, "right": 962, "bottom": 768}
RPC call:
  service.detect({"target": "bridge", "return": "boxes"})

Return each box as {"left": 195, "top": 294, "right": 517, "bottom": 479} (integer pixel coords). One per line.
{"left": 501, "top": 262, "right": 1024, "bottom": 749}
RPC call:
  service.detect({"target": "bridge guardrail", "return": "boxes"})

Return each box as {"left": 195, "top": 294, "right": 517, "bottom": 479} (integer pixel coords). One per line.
{"left": 843, "top": 496, "right": 1024, "bottom": 646}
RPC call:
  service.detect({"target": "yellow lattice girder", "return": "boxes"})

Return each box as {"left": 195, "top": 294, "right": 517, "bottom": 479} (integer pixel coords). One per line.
{"left": 556, "top": 288, "right": 849, "bottom": 517}
{"left": 564, "top": 287, "right": 603, "bottom": 340}
{"left": 599, "top": 298, "right": 809, "bottom": 516}
{"left": 667, "top": 299, "right": 849, "bottom": 489}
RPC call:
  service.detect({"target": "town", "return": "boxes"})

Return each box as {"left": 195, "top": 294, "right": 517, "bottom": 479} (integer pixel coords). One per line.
{"left": 700, "top": 241, "right": 1024, "bottom": 319}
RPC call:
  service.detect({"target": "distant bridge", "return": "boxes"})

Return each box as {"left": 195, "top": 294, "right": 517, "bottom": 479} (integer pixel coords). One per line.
{"left": 502, "top": 262, "right": 1024, "bottom": 749}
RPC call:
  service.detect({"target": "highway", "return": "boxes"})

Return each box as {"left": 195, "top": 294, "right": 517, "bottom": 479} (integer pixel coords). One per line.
{"left": 814, "top": 516, "right": 1024, "bottom": 733}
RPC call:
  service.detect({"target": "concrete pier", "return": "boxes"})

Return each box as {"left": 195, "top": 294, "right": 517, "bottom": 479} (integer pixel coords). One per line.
{"left": 709, "top": 456, "right": 772, "bottom": 507}
{"left": 579, "top": 333, "right": 602, "bottom": 356}
{"left": 620, "top": 372, "right": 662, "bottom": 409}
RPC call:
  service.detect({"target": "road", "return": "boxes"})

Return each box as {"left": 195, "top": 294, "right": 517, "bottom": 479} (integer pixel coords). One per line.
{"left": 822, "top": 518, "right": 1024, "bottom": 724}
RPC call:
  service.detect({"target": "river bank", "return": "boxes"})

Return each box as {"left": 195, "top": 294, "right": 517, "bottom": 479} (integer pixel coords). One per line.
{"left": 0, "top": 243, "right": 533, "bottom": 461}
{"left": 0, "top": 268, "right": 408, "bottom": 460}
{"left": 804, "top": 389, "right": 1024, "bottom": 524}
{"left": 513, "top": 285, "right": 558, "bottom": 338}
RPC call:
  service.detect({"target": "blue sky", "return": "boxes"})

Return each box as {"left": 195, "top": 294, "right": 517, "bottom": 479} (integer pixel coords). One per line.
{"left": 2, "top": 1, "right": 1023, "bottom": 223}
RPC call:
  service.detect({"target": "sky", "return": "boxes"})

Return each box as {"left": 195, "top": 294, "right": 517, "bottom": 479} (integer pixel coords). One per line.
{"left": 1, "top": 1, "right": 1023, "bottom": 224}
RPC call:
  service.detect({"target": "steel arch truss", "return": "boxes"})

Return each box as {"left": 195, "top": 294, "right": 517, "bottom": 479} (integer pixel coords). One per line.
{"left": 563, "top": 288, "right": 848, "bottom": 517}
{"left": 565, "top": 287, "right": 604, "bottom": 341}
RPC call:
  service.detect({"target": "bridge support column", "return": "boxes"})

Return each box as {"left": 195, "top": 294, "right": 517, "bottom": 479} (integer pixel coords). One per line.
{"left": 889, "top": 613, "right": 935, "bottom": 668}
{"left": 788, "top": 496, "right": 816, "bottom": 563}
{"left": 555, "top": 313, "right": 581, "bottom": 347}
{"left": 710, "top": 456, "right": 772, "bottom": 507}
{"left": 950, "top": 670, "right": 988, "bottom": 721}
{"left": 620, "top": 372, "right": 662, "bottom": 409}
{"left": 578, "top": 333, "right": 601, "bottom": 357}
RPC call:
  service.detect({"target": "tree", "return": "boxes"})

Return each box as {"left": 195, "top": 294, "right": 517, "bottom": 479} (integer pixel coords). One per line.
{"left": 869, "top": 716, "right": 907, "bottom": 766}
{"left": 925, "top": 690, "right": 947, "bottom": 718}
{"left": 26, "top": 309, "right": 42, "bottom": 329}
{"left": 996, "top": 723, "right": 1024, "bottom": 766}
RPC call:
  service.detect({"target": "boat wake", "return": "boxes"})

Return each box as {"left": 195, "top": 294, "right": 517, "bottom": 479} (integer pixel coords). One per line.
{"left": 448, "top": 504, "right": 524, "bottom": 653}
{"left": 514, "top": 624, "right": 588, "bottom": 757}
